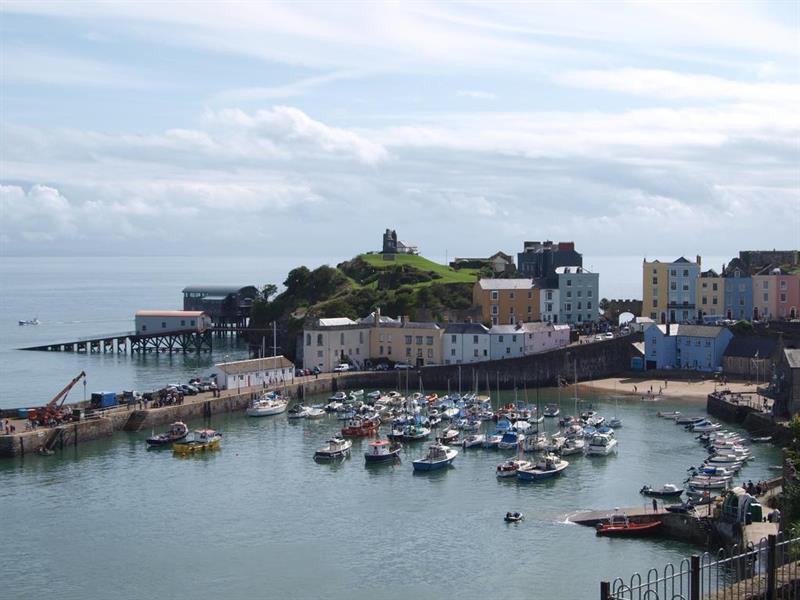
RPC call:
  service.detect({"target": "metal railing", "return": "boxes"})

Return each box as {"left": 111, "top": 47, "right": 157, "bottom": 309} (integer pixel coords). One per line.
{"left": 601, "top": 533, "right": 800, "bottom": 599}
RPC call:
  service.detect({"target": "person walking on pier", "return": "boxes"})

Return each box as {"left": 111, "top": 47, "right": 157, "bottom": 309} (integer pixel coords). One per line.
{"left": 652, "top": 498, "right": 658, "bottom": 513}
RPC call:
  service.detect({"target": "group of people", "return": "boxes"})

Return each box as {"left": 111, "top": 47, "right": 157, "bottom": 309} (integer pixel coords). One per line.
{"left": 3, "top": 419, "right": 16, "bottom": 434}
{"left": 744, "top": 479, "right": 769, "bottom": 496}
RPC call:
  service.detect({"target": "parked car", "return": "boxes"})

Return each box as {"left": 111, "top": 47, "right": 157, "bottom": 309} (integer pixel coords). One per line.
{"left": 603, "top": 332, "right": 614, "bottom": 339}
{"left": 180, "top": 384, "right": 198, "bottom": 395}
{"left": 593, "top": 335, "right": 603, "bottom": 341}
{"left": 333, "top": 363, "right": 350, "bottom": 373}
{"left": 295, "top": 368, "right": 305, "bottom": 377}
{"left": 373, "top": 363, "right": 389, "bottom": 371}
{"left": 312, "top": 367, "right": 321, "bottom": 375}
{"left": 394, "top": 363, "right": 413, "bottom": 370}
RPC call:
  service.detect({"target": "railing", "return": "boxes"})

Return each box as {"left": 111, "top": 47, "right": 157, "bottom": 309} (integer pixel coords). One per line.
{"left": 601, "top": 533, "right": 800, "bottom": 599}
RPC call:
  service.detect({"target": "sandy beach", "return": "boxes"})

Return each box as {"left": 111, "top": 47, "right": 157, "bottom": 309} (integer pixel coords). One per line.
{"left": 579, "top": 376, "right": 758, "bottom": 401}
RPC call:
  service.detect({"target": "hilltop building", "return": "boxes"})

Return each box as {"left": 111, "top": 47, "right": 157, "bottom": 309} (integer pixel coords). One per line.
{"left": 381, "top": 229, "right": 418, "bottom": 255}
{"left": 517, "top": 240, "right": 582, "bottom": 278}
{"left": 450, "top": 251, "right": 515, "bottom": 274}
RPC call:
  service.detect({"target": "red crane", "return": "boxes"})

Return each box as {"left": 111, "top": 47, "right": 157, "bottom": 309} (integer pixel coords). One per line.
{"left": 32, "top": 371, "right": 86, "bottom": 423}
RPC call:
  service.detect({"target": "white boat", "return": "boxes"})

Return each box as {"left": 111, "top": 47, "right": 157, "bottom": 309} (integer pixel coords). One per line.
{"left": 608, "top": 417, "right": 623, "bottom": 428}
{"left": 687, "top": 475, "right": 731, "bottom": 490}
{"left": 517, "top": 454, "right": 569, "bottom": 481}
{"left": 314, "top": 436, "right": 352, "bottom": 460}
{"left": 496, "top": 458, "right": 532, "bottom": 478}
{"left": 328, "top": 391, "right": 347, "bottom": 402}
{"left": 586, "top": 432, "right": 618, "bottom": 456}
{"left": 306, "top": 407, "right": 326, "bottom": 419}
{"left": 412, "top": 443, "right": 458, "bottom": 471}
{"left": 545, "top": 435, "right": 566, "bottom": 453}
{"left": 658, "top": 411, "right": 681, "bottom": 419}
{"left": 462, "top": 433, "right": 486, "bottom": 448}
{"left": 691, "top": 420, "right": 722, "bottom": 433}
{"left": 483, "top": 433, "right": 503, "bottom": 449}
{"left": 246, "top": 393, "right": 289, "bottom": 417}
{"left": 676, "top": 416, "right": 706, "bottom": 425}
{"left": 543, "top": 404, "right": 560, "bottom": 417}
{"left": 18, "top": 318, "right": 40, "bottom": 326}
{"left": 366, "top": 390, "right": 382, "bottom": 400}
{"left": 559, "top": 438, "right": 585, "bottom": 456}
{"left": 287, "top": 404, "right": 311, "bottom": 419}
{"left": 349, "top": 389, "right": 364, "bottom": 400}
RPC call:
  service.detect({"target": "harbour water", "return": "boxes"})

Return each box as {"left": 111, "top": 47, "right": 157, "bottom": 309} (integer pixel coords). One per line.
{"left": 0, "top": 390, "right": 781, "bottom": 600}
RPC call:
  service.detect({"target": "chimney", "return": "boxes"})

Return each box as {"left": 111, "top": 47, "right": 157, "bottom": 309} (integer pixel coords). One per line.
{"left": 401, "top": 315, "right": 409, "bottom": 325}
{"left": 696, "top": 255, "right": 702, "bottom": 268}
{"left": 666, "top": 320, "right": 670, "bottom": 336}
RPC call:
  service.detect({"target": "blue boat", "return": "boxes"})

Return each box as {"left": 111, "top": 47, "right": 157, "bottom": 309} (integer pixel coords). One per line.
{"left": 498, "top": 430, "right": 525, "bottom": 450}
{"left": 412, "top": 443, "right": 458, "bottom": 471}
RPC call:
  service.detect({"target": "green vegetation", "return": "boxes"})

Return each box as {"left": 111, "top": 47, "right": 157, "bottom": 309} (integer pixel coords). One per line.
{"left": 782, "top": 417, "right": 800, "bottom": 534}
{"left": 248, "top": 253, "right": 480, "bottom": 360}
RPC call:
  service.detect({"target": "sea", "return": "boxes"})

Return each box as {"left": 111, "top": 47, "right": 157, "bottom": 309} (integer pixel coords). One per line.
{"left": 1, "top": 255, "right": 757, "bottom": 600}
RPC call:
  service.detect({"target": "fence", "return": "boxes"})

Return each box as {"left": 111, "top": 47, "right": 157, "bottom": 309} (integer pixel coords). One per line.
{"left": 601, "top": 533, "right": 800, "bottom": 599}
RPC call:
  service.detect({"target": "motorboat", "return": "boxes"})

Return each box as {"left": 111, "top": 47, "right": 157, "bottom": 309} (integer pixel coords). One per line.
{"left": 608, "top": 417, "right": 623, "bottom": 428}
{"left": 437, "top": 426, "right": 459, "bottom": 445}
{"left": 496, "top": 458, "right": 532, "bottom": 478}
{"left": 545, "top": 435, "right": 566, "bottom": 453}
{"left": 586, "top": 415, "right": 605, "bottom": 428}
{"left": 483, "top": 433, "right": 503, "bottom": 449}
{"left": 400, "top": 424, "right": 431, "bottom": 442}
{"left": 305, "top": 407, "right": 326, "bottom": 419}
{"left": 640, "top": 484, "right": 683, "bottom": 498}
{"left": 18, "top": 318, "right": 40, "bottom": 326}
{"left": 314, "top": 436, "right": 352, "bottom": 460}
{"left": 563, "top": 424, "right": 584, "bottom": 439}
{"left": 559, "top": 438, "right": 585, "bottom": 456}
{"left": 523, "top": 434, "right": 547, "bottom": 453}
{"left": 146, "top": 421, "right": 189, "bottom": 446}
{"left": 751, "top": 436, "right": 773, "bottom": 443}
{"left": 349, "top": 389, "right": 364, "bottom": 400}
{"left": 173, "top": 429, "right": 222, "bottom": 454}
{"left": 658, "top": 411, "right": 681, "bottom": 419}
{"left": 366, "top": 390, "right": 382, "bottom": 400}
{"left": 329, "top": 391, "right": 348, "bottom": 402}
{"left": 586, "top": 432, "right": 618, "bottom": 456}
{"left": 364, "top": 439, "right": 402, "bottom": 463}
{"left": 498, "top": 430, "right": 525, "bottom": 450}
{"left": 412, "top": 443, "right": 458, "bottom": 471}
{"left": 462, "top": 433, "right": 486, "bottom": 449}
{"left": 675, "top": 416, "right": 706, "bottom": 425}
{"left": 691, "top": 420, "right": 722, "bottom": 433}
{"left": 341, "top": 416, "right": 380, "bottom": 437}
{"left": 246, "top": 393, "right": 289, "bottom": 417}
{"left": 512, "top": 420, "right": 532, "bottom": 433}
{"left": 686, "top": 475, "right": 731, "bottom": 490}
{"left": 543, "top": 404, "right": 560, "bottom": 417}
{"left": 517, "top": 454, "right": 569, "bottom": 481}
{"left": 596, "top": 512, "right": 661, "bottom": 537}
{"left": 504, "top": 512, "right": 524, "bottom": 523}
{"left": 287, "top": 404, "right": 311, "bottom": 419}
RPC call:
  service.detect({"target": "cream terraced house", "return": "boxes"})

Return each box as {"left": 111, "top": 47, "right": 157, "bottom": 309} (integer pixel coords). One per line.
{"left": 369, "top": 316, "right": 443, "bottom": 367}
{"left": 302, "top": 317, "right": 372, "bottom": 372}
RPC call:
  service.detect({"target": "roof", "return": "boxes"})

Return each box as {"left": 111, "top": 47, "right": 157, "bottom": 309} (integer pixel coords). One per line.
{"left": 182, "top": 285, "right": 256, "bottom": 295}
{"left": 444, "top": 323, "right": 490, "bottom": 335}
{"left": 648, "top": 324, "right": 678, "bottom": 336}
{"left": 674, "top": 256, "right": 692, "bottom": 264}
{"left": 135, "top": 310, "right": 208, "bottom": 317}
{"left": 477, "top": 278, "right": 533, "bottom": 290}
{"left": 214, "top": 356, "right": 294, "bottom": 374}
{"left": 785, "top": 349, "right": 800, "bottom": 370}
{"left": 359, "top": 312, "right": 400, "bottom": 325}
{"left": 677, "top": 325, "right": 730, "bottom": 339}
{"left": 555, "top": 266, "right": 593, "bottom": 274}
{"left": 317, "top": 317, "right": 358, "bottom": 327}
{"left": 723, "top": 336, "right": 779, "bottom": 359}
{"left": 700, "top": 269, "right": 720, "bottom": 278}
{"left": 489, "top": 325, "right": 523, "bottom": 335}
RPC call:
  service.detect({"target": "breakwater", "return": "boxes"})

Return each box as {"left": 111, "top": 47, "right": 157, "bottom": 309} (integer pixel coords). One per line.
{"left": 707, "top": 390, "right": 792, "bottom": 445}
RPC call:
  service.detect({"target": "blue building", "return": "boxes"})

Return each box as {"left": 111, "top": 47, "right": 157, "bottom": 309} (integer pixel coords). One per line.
{"left": 667, "top": 257, "right": 700, "bottom": 324}
{"left": 723, "top": 259, "right": 753, "bottom": 321}
{"left": 644, "top": 323, "right": 733, "bottom": 371}
{"left": 556, "top": 266, "right": 599, "bottom": 325}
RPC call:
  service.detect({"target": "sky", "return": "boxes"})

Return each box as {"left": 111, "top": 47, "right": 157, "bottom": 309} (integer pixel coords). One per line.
{"left": 1, "top": 1, "right": 799, "bottom": 264}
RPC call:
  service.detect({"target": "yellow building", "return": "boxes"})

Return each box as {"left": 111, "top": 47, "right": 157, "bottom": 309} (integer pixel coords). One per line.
{"left": 697, "top": 269, "right": 724, "bottom": 320}
{"left": 473, "top": 279, "right": 540, "bottom": 325}
{"left": 642, "top": 257, "right": 701, "bottom": 323}
{"left": 369, "top": 315, "right": 443, "bottom": 367}
{"left": 642, "top": 260, "right": 669, "bottom": 321}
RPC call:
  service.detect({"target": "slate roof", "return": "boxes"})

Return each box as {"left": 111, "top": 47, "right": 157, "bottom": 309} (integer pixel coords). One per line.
{"left": 677, "top": 325, "right": 729, "bottom": 338}
{"left": 723, "top": 336, "right": 779, "bottom": 359}
{"left": 785, "top": 349, "right": 800, "bottom": 370}
{"left": 182, "top": 285, "right": 255, "bottom": 295}
{"left": 477, "top": 278, "right": 534, "bottom": 290}
{"left": 444, "top": 323, "right": 490, "bottom": 335}
{"left": 215, "top": 356, "right": 294, "bottom": 374}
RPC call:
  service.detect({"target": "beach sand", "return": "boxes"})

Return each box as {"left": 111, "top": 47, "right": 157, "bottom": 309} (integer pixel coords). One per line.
{"left": 579, "top": 376, "right": 757, "bottom": 401}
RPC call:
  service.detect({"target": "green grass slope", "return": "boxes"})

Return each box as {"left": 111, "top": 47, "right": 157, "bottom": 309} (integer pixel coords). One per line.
{"left": 358, "top": 253, "right": 480, "bottom": 285}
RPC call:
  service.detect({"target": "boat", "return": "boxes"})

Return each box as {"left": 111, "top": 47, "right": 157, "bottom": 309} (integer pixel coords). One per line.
{"left": 504, "top": 511, "right": 524, "bottom": 523}
{"left": 462, "top": 433, "right": 486, "bottom": 448}
{"left": 366, "top": 390, "right": 382, "bottom": 400}
{"left": 750, "top": 436, "right": 773, "bottom": 443}
{"left": 543, "top": 404, "right": 560, "bottom": 417}
{"left": 341, "top": 416, "right": 380, "bottom": 437}
{"left": 18, "top": 318, "right": 40, "bottom": 326}
{"left": 314, "top": 436, "right": 352, "bottom": 460}
{"left": 559, "top": 438, "right": 585, "bottom": 456}
{"left": 608, "top": 417, "right": 623, "bottom": 428}
{"left": 675, "top": 416, "right": 706, "bottom": 425}
{"left": 173, "top": 429, "right": 222, "bottom": 454}
{"left": 586, "top": 432, "right": 618, "bottom": 456}
{"left": 328, "top": 391, "right": 347, "bottom": 402}
{"left": 146, "top": 421, "right": 189, "bottom": 446}
{"left": 640, "top": 484, "right": 683, "bottom": 498}
{"left": 399, "top": 424, "right": 431, "bottom": 442}
{"left": 246, "top": 394, "right": 289, "bottom": 417}
{"left": 349, "top": 389, "right": 364, "bottom": 399}
{"left": 595, "top": 512, "right": 661, "bottom": 537}
{"left": 686, "top": 475, "right": 731, "bottom": 490}
{"left": 305, "top": 407, "right": 326, "bottom": 419}
{"left": 412, "top": 443, "right": 458, "bottom": 471}
{"left": 690, "top": 420, "right": 722, "bottom": 433}
{"left": 287, "top": 404, "right": 311, "bottom": 419}
{"left": 517, "top": 454, "right": 569, "bottom": 481}
{"left": 498, "top": 430, "right": 525, "bottom": 450}
{"left": 658, "top": 411, "right": 681, "bottom": 419}
{"left": 364, "top": 439, "right": 402, "bottom": 463}
{"left": 437, "top": 426, "right": 460, "bottom": 445}
{"left": 496, "top": 457, "right": 532, "bottom": 478}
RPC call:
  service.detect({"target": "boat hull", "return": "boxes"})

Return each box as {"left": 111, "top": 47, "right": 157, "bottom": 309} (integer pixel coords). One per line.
{"left": 173, "top": 439, "right": 220, "bottom": 454}
{"left": 596, "top": 521, "right": 662, "bottom": 537}
{"left": 364, "top": 449, "right": 401, "bottom": 463}
{"left": 412, "top": 457, "right": 454, "bottom": 471}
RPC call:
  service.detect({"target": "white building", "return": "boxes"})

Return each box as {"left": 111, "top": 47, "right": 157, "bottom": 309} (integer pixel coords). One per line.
{"left": 557, "top": 266, "right": 599, "bottom": 325}
{"left": 302, "top": 317, "right": 372, "bottom": 372}
{"left": 443, "top": 323, "right": 490, "bottom": 365}
{"left": 211, "top": 356, "right": 294, "bottom": 390}
{"left": 489, "top": 325, "right": 525, "bottom": 360}
{"left": 539, "top": 288, "right": 560, "bottom": 323}
{"left": 522, "top": 322, "right": 571, "bottom": 355}
{"left": 134, "top": 310, "right": 212, "bottom": 335}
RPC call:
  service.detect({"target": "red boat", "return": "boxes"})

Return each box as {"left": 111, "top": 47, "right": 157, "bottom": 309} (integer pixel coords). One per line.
{"left": 341, "top": 417, "right": 380, "bottom": 437}
{"left": 596, "top": 513, "right": 662, "bottom": 537}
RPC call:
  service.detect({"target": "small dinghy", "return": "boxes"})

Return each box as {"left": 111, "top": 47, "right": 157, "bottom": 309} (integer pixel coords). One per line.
{"left": 504, "top": 511, "right": 524, "bottom": 523}
{"left": 640, "top": 484, "right": 683, "bottom": 498}
{"left": 462, "top": 433, "right": 486, "bottom": 448}
{"left": 147, "top": 421, "right": 189, "bottom": 446}
{"left": 750, "top": 436, "right": 772, "bottom": 443}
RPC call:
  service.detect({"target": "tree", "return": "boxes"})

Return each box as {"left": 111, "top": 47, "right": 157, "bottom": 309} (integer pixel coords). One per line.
{"left": 259, "top": 284, "right": 278, "bottom": 302}
{"left": 599, "top": 298, "right": 610, "bottom": 312}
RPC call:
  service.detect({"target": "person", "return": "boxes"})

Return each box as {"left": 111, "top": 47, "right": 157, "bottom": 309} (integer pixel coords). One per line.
{"left": 665, "top": 380, "right": 668, "bottom": 388}
{"left": 634, "top": 385, "right": 637, "bottom": 393}
{"left": 652, "top": 498, "right": 658, "bottom": 512}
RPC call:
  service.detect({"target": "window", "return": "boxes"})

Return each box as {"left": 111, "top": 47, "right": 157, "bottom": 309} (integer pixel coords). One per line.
{"left": 780, "top": 281, "right": 787, "bottom": 290}
{"left": 379, "top": 345, "right": 384, "bottom": 355}
{"left": 705, "top": 340, "right": 711, "bottom": 347}
{"left": 141, "top": 325, "right": 147, "bottom": 332}
{"left": 161, "top": 321, "right": 167, "bottom": 328}
{"left": 406, "top": 348, "right": 411, "bottom": 357}
{"left": 763, "top": 293, "right": 769, "bottom": 302}
{"left": 379, "top": 334, "right": 385, "bottom": 342}
{"left": 763, "top": 281, "right": 769, "bottom": 289}
{"left": 306, "top": 334, "right": 311, "bottom": 346}
{"left": 190, "top": 320, "right": 195, "bottom": 326}
{"left": 451, "top": 334, "right": 457, "bottom": 343}
{"left": 317, "top": 334, "right": 323, "bottom": 346}
{"left": 587, "top": 301, "right": 592, "bottom": 310}
{"left": 498, "top": 335, "right": 504, "bottom": 342}
{"left": 359, "top": 331, "right": 364, "bottom": 344}
{"left": 712, "top": 298, "right": 718, "bottom": 305}
{"left": 491, "top": 290, "right": 499, "bottom": 300}
{"left": 491, "top": 317, "right": 498, "bottom": 325}
{"left": 405, "top": 335, "right": 412, "bottom": 344}
{"left": 509, "top": 306, "right": 514, "bottom": 314}
{"left": 451, "top": 348, "right": 456, "bottom": 356}
{"left": 527, "top": 291, "right": 532, "bottom": 299}
{"left": 577, "top": 301, "right": 582, "bottom": 310}
{"left": 340, "top": 333, "right": 345, "bottom": 345}
{"left": 712, "top": 283, "right": 718, "bottom": 291}
{"left": 670, "top": 282, "right": 677, "bottom": 291}
{"left": 180, "top": 320, "right": 186, "bottom": 326}
{"left": 564, "top": 303, "right": 572, "bottom": 312}
{"left": 426, "top": 336, "right": 433, "bottom": 345}
{"left": 652, "top": 299, "right": 658, "bottom": 308}
{"left": 416, "top": 336, "right": 423, "bottom": 345}
{"left": 527, "top": 305, "right": 532, "bottom": 314}
{"left": 512, "top": 335, "right": 517, "bottom": 342}
{"left": 356, "top": 348, "right": 360, "bottom": 355}
{"left": 483, "top": 349, "right": 488, "bottom": 357}
{"left": 387, "top": 335, "right": 392, "bottom": 343}
{"left": 474, "top": 349, "right": 479, "bottom": 357}
{"left": 417, "top": 349, "right": 423, "bottom": 358}
{"left": 739, "top": 284, "right": 746, "bottom": 292}
{"left": 566, "top": 279, "right": 572, "bottom": 286}
{"left": 702, "top": 296, "right": 707, "bottom": 305}
{"left": 546, "top": 291, "right": 553, "bottom": 300}
{"left": 670, "top": 269, "right": 676, "bottom": 276}
{"left": 652, "top": 277, "right": 658, "bottom": 285}
{"left": 566, "top": 291, "right": 572, "bottom": 298}
{"left": 387, "top": 346, "right": 392, "bottom": 355}
{"left": 780, "top": 293, "right": 787, "bottom": 302}
{"left": 491, "top": 305, "right": 499, "bottom": 315}
{"left": 427, "top": 348, "right": 433, "bottom": 359}
{"left": 473, "top": 335, "right": 479, "bottom": 344}
{"left": 683, "top": 269, "right": 689, "bottom": 277}
{"left": 577, "top": 314, "right": 582, "bottom": 322}
{"left": 509, "top": 292, "right": 515, "bottom": 299}
{"left": 577, "top": 290, "right": 582, "bottom": 297}
{"left": 682, "top": 284, "right": 689, "bottom": 291}
{"left": 546, "top": 303, "right": 553, "bottom": 312}
{"left": 505, "top": 347, "right": 511, "bottom": 354}
{"left": 317, "top": 350, "right": 323, "bottom": 358}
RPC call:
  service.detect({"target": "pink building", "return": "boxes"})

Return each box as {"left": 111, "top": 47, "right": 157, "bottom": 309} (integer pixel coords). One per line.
{"left": 776, "top": 273, "right": 800, "bottom": 319}
{"left": 753, "top": 270, "right": 799, "bottom": 320}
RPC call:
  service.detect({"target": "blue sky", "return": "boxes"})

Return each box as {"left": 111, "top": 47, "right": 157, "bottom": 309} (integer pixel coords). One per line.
{"left": 1, "top": 1, "right": 798, "bottom": 262}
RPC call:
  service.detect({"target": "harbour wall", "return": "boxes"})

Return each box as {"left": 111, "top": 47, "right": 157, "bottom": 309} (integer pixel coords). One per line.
{"left": 707, "top": 393, "right": 792, "bottom": 445}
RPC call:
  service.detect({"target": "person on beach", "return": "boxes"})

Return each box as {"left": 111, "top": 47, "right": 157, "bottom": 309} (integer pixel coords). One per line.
{"left": 634, "top": 385, "right": 637, "bottom": 393}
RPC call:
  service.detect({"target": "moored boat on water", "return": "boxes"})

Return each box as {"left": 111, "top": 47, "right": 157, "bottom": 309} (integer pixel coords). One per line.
{"left": 586, "top": 432, "right": 618, "bottom": 456}
{"left": 364, "top": 439, "right": 402, "bottom": 463}
{"left": 496, "top": 457, "right": 532, "bottom": 478}
{"left": 147, "top": 421, "right": 189, "bottom": 446}
{"left": 246, "top": 393, "right": 289, "bottom": 417}
{"left": 314, "top": 436, "right": 352, "bottom": 460}
{"left": 288, "top": 404, "right": 311, "bottom": 419}
{"left": 173, "top": 429, "right": 222, "bottom": 454}
{"left": 640, "top": 484, "right": 683, "bottom": 498}
{"left": 504, "top": 511, "right": 524, "bottom": 523}
{"left": 412, "top": 442, "right": 458, "bottom": 471}
{"left": 341, "top": 416, "right": 380, "bottom": 437}
{"left": 462, "top": 433, "right": 486, "bottom": 448}
{"left": 543, "top": 404, "right": 560, "bottom": 417}
{"left": 517, "top": 454, "right": 568, "bottom": 481}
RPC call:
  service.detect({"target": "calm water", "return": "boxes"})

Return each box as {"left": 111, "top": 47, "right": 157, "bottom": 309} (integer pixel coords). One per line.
{"left": 0, "top": 390, "right": 781, "bottom": 600}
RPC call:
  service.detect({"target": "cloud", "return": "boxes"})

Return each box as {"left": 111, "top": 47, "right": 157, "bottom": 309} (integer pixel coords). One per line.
{"left": 213, "top": 70, "right": 365, "bottom": 103}
{"left": 0, "top": 185, "right": 77, "bottom": 242}
{"left": 456, "top": 90, "right": 496, "bottom": 100}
